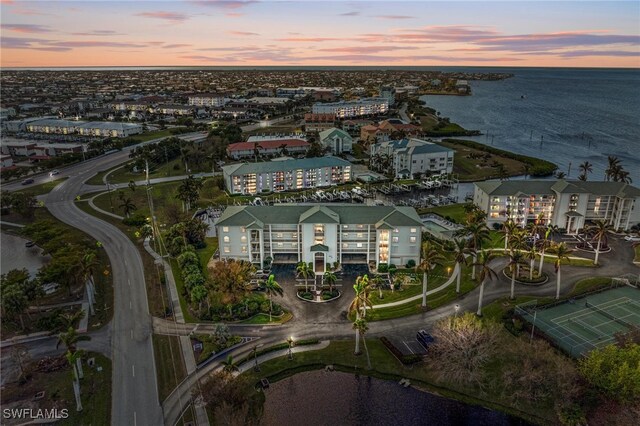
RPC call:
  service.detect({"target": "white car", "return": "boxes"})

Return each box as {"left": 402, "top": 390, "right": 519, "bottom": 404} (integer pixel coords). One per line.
{"left": 624, "top": 235, "right": 640, "bottom": 242}
{"left": 50, "top": 169, "right": 60, "bottom": 176}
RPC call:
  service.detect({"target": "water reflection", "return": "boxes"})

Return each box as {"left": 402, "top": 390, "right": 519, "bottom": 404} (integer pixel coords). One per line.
{"left": 261, "top": 371, "right": 528, "bottom": 426}
{"left": 1, "top": 232, "right": 50, "bottom": 277}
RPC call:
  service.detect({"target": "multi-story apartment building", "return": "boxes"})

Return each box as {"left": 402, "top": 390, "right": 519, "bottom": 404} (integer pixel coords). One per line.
{"left": 379, "top": 86, "right": 396, "bottom": 106}
{"left": 304, "top": 113, "right": 336, "bottom": 132}
{"left": 76, "top": 121, "right": 143, "bottom": 138}
{"left": 319, "top": 128, "right": 353, "bottom": 154}
{"left": 370, "top": 138, "right": 454, "bottom": 178}
{"left": 474, "top": 180, "right": 640, "bottom": 232}
{"left": 187, "top": 93, "right": 229, "bottom": 107}
{"left": 222, "top": 156, "right": 352, "bottom": 195}
{"left": 226, "top": 138, "right": 310, "bottom": 160}
{"left": 312, "top": 98, "right": 389, "bottom": 118}
{"left": 152, "top": 104, "right": 195, "bottom": 116}
{"left": 25, "top": 118, "right": 79, "bottom": 135}
{"left": 216, "top": 205, "right": 423, "bottom": 271}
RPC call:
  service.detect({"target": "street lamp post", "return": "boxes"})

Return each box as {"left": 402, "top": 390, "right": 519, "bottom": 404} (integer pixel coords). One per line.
{"left": 454, "top": 303, "right": 460, "bottom": 317}
{"left": 287, "top": 337, "right": 294, "bottom": 360}
{"left": 253, "top": 343, "right": 264, "bottom": 372}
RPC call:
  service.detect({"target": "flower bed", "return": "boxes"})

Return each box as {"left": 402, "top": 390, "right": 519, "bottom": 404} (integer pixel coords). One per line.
{"left": 502, "top": 268, "right": 548, "bottom": 285}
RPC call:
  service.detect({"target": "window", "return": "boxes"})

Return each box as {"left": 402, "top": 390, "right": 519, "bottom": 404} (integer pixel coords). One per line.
{"left": 410, "top": 228, "right": 417, "bottom": 233}
{"left": 343, "top": 242, "right": 348, "bottom": 248}
{"left": 223, "top": 236, "right": 230, "bottom": 243}
{"left": 240, "top": 227, "right": 246, "bottom": 233}
{"left": 277, "top": 242, "right": 283, "bottom": 247}
{"left": 356, "top": 243, "right": 363, "bottom": 248}
{"left": 357, "top": 233, "right": 364, "bottom": 238}
{"left": 241, "top": 246, "right": 247, "bottom": 253}
{"left": 291, "top": 242, "right": 296, "bottom": 247}
{"left": 392, "top": 236, "right": 399, "bottom": 243}
{"left": 276, "top": 233, "right": 283, "bottom": 238}
{"left": 357, "top": 224, "right": 364, "bottom": 229}
{"left": 343, "top": 233, "right": 349, "bottom": 238}
{"left": 222, "top": 226, "right": 229, "bottom": 233}
{"left": 292, "top": 233, "right": 298, "bottom": 238}
{"left": 394, "top": 228, "right": 399, "bottom": 233}
{"left": 223, "top": 246, "right": 230, "bottom": 253}
{"left": 410, "top": 236, "right": 417, "bottom": 243}
{"left": 343, "top": 225, "right": 348, "bottom": 229}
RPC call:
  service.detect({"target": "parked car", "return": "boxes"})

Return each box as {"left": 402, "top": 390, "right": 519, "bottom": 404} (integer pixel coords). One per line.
{"left": 416, "top": 330, "right": 435, "bottom": 349}
{"left": 25, "top": 241, "right": 36, "bottom": 248}
{"left": 624, "top": 235, "right": 640, "bottom": 242}
{"left": 49, "top": 169, "right": 60, "bottom": 176}
{"left": 21, "top": 178, "right": 34, "bottom": 185}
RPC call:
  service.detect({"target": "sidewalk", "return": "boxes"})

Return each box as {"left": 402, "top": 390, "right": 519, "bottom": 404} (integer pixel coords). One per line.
{"left": 372, "top": 266, "right": 459, "bottom": 309}
{"left": 236, "top": 340, "right": 331, "bottom": 374}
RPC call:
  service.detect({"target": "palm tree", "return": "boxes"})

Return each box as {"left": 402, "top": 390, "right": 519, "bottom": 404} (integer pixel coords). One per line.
{"left": 221, "top": 354, "right": 239, "bottom": 373}
{"left": 59, "top": 309, "right": 86, "bottom": 331}
{"left": 555, "top": 171, "right": 567, "bottom": 179}
{"left": 451, "top": 239, "right": 472, "bottom": 293}
{"left": 263, "top": 274, "right": 283, "bottom": 322}
{"left": 501, "top": 220, "right": 519, "bottom": 251}
{"left": 324, "top": 271, "right": 337, "bottom": 293}
{"left": 553, "top": 243, "right": 573, "bottom": 300}
{"left": 538, "top": 225, "right": 559, "bottom": 275}
{"left": 56, "top": 327, "right": 91, "bottom": 353}
{"left": 473, "top": 251, "right": 498, "bottom": 316}
{"left": 578, "top": 161, "right": 593, "bottom": 181}
{"left": 416, "top": 242, "right": 445, "bottom": 308}
{"left": 526, "top": 245, "right": 537, "bottom": 281}
{"left": 78, "top": 251, "right": 99, "bottom": 312}
{"left": 465, "top": 222, "right": 490, "bottom": 280}
{"left": 371, "top": 275, "right": 384, "bottom": 299}
{"left": 119, "top": 197, "right": 136, "bottom": 218}
{"left": 605, "top": 156, "right": 621, "bottom": 181}
{"left": 349, "top": 275, "right": 372, "bottom": 355}
{"left": 507, "top": 250, "right": 524, "bottom": 300}
{"left": 588, "top": 220, "right": 611, "bottom": 266}
{"left": 296, "top": 261, "right": 314, "bottom": 292}
{"left": 352, "top": 318, "right": 371, "bottom": 370}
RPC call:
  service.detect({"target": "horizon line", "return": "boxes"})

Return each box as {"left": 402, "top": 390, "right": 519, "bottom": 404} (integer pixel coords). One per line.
{"left": 2, "top": 65, "right": 639, "bottom": 70}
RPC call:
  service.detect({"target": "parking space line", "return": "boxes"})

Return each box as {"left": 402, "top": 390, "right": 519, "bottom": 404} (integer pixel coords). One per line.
{"left": 403, "top": 341, "right": 415, "bottom": 354}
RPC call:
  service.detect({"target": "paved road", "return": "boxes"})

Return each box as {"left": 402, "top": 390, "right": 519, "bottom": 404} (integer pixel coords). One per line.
{"left": 44, "top": 156, "right": 163, "bottom": 425}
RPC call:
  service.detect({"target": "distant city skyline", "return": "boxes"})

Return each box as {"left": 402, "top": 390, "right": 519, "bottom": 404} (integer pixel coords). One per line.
{"left": 1, "top": 0, "right": 639, "bottom": 68}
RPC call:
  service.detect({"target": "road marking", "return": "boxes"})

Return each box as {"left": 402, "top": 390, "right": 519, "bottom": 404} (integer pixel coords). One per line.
{"left": 128, "top": 279, "right": 131, "bottom": 287}
{"left": 131, "top": 329, "right": 134, "bottom": 339}
{"left": 403, "top": 341, "right": 415, "bottom": 354}
{"left": 132, "top": 365, "right": 135, "bottom": 377}
{"left": 134, "top": 412, "right": 137, "bottom": 426}
{"left": 130, "top": 301, "right": 132, "bottom": 310}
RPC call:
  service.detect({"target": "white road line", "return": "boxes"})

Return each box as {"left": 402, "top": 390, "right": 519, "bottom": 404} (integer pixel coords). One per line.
{"left": 403, "top": 341, "right": 415, "bottom": 354}
{"left": 131, "top": 329, "right": 134, "bottom": 339}
{"left": 132, "top": 365, "right": 135, "bottom": 377}
{"left": 134, "top": 412, "right": 137, "bottom": 426}
{"left": 130, "top": 301, "right": 132, "bottom": 310}
{"left": 128, "top": 279, "right": 131, "bottom": 286}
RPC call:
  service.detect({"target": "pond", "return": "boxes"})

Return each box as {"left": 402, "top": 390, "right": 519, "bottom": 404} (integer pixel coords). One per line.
{"left": 1, "top": 232, "right": 50, "bottom": 277}
{"left": 261, "top": 370, "right": 529, "bottom": 426}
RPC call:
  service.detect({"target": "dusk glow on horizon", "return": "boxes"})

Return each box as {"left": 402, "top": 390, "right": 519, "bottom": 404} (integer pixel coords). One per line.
{"left": 1, "top": 0, "right": 639, "bottom": 68}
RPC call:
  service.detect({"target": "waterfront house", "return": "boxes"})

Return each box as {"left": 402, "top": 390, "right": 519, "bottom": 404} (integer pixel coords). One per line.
{"left": 319, "top": 128, "right": 353, "bottom": 154}
{"left": 370, "top": 138, "right": 454, "bottom": 179}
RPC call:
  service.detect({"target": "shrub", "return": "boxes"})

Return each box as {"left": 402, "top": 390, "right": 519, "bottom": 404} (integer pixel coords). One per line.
{"left": 122, "top": 213, "right": 148, "bottom": 227}
{"left": 377, "top": 263, "right": 388, "bottom": 273}
{"left": 405, "top": 259, "right": 416, "bottom": 268}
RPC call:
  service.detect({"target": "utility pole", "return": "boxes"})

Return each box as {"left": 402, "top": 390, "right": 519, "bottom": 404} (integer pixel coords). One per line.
{"left": 106, "top": 179, "right": 114, "bottom": 212}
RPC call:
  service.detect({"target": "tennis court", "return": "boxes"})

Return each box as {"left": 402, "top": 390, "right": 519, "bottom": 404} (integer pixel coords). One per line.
{"left": 516, "top": 285, "right": 640, "bottom": 358}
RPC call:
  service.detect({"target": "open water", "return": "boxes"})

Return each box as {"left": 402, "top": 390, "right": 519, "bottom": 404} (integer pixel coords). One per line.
{"left": 421, "top": 67, "right": 640, "bottom": 181}
{"left": 261, "top": 370, "right": 529, "bottom": 426}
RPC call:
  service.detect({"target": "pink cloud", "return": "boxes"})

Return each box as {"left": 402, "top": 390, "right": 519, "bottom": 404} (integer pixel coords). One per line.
{"left": 135, "top": 11, "right": 189, "bottom": 23}
{"left": 226, "top": 12, "right": 244, "bottom": 17}
{"left": 228, "top": 31, "right": 259, "bottom": 36}
{"left": 275, "top": 37, "right": 341, "bottom": 42}
{"left": 190, "top": 1, "right": 257, "bottom": 10}
{"left": 1, "top": 24, "right": 51, "bottom": 33}
{"left": 374, "top": 15, "right": 413, "bottom": 20}
{"left": 316, "top": 45, "right": 418, "bottom": 53}
{"left": 163, "top": 43, "right": 192, "bottom": 49}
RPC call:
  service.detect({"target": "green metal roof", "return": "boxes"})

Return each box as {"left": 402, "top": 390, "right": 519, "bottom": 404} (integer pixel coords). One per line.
{"left": 216, "top": 204, "right": 423, "bottom": 227}
{"left": 310, "top": 243, "right": 329, "bottom": 252}
{"left": 222, "top": 156, "right": 351, "bottom": 176}
{"left": 475, "top": 179, "right": 640, "bottom": 198}
{"left": 319, "top": 127, "right": 352, "bottom": 141}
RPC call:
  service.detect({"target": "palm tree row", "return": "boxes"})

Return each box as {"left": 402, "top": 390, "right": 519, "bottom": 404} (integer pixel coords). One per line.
{"left": 605, "top": 156, "right": 632, "bottom": 183}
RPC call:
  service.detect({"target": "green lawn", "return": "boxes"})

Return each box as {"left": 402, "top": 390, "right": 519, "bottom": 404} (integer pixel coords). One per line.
{"left": 418, "top": 203, "right": 467, "bottom": 223}
{"left": 101, "top": 157, "right": 213, "bottom": 185}
{"left": 239, "top": 311, "right": 293, "bottom": 325}
{"left": 129, "top": 128, "right": 178, "bottom": 143}
{"left": 568, "top": 276, "right": 612, "bottom": 296}
{"left": 15, "top": 177, "right": 69, "bottom": 196}
{"left": 634, "top": 244, "right": 640, "bottom": 263}
{"left": 365, "top": 265, "right": 476, "bottom": 321}
{"left": 240, "top": 340, "right": 550, "bottom": 425}
{"left": 0, "top": 352, "right": 111, "bottom": 426}
{"left": 152, "top": 334, "right": 187, "bottom": 401}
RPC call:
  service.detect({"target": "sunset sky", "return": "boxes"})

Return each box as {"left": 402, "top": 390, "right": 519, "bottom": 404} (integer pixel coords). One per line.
{"left": 1, "top": 0, "right": 639, "bottom": 68}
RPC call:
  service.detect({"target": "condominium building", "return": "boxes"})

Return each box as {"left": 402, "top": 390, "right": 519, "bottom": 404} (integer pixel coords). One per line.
{"left": 226, "top": 138, "right": 310, "bottom": 160}
{"left": 222, "top": 156, "right": 352, "bottom": 195}
{"left": 474, "top": 179, "right": 640, "bottom": 232}
{"left": 319, "top": 127, "right": 353, "bottom": 154}
{"left": 312, "top": 98, "right": 389, "bottom": 118}
{"left": 216, "top": 205, "right": 423, "bottom": 271}
{"left": 370, "top": 138, "right": 454, "bottom": 179}
{"left": 187, "top": 93, "right": 229, "bottom": 107}
{"left": 152, "top": 104, "right": 195, "bottom": 116}
{"left": 76, "top": 121, "right": 143, "bottom": 138}
{"left": 304, "top": 113, "right": 336, "bottom": 132}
